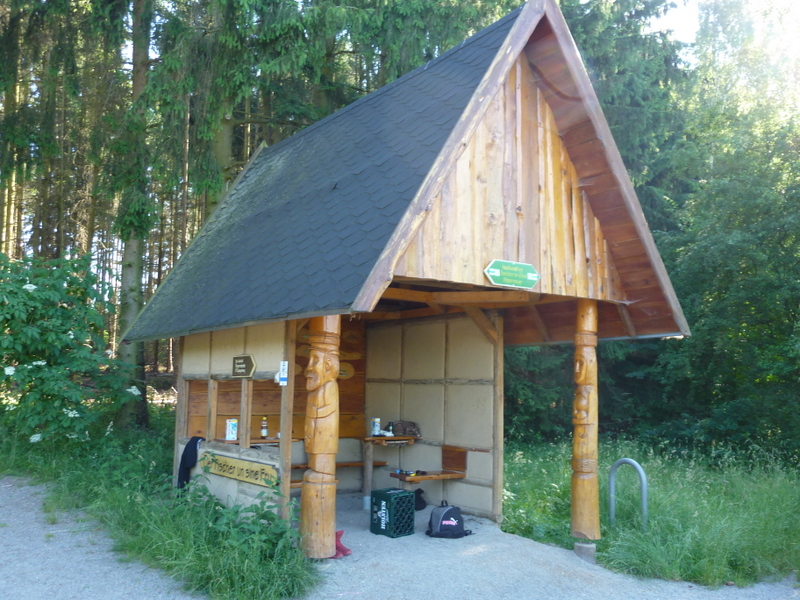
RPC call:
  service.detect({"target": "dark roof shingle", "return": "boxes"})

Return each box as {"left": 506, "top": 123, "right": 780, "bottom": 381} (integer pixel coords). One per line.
{"left": 124, "top": 9, "right": 521, "bottom": 341}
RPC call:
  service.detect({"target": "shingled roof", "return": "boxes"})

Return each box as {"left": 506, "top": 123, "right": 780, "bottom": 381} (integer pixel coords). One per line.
{"left": 125, "top": 0, "right": 689, "bottom": 343}
{"left": 124, "top": 8, "right": 523, "bottom": 342}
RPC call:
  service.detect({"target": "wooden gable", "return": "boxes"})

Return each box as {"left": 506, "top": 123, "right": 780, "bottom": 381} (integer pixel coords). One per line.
{"left": 394, "top": 54, "right": 625, "bottom": 304}
{"left": 359, "top": 0, "right": 689, "bottom": 345}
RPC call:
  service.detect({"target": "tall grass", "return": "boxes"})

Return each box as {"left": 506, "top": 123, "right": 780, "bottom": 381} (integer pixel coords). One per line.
{"left": 0, "top": 405, "right": 317, "bottom": 600}
{"left": 503, "top": 438, "right": 800, "bottom": 586}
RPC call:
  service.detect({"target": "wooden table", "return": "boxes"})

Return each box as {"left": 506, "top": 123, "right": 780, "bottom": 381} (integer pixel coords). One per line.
{"left": 361, "top": 436, "right": 416, "bottom": 509}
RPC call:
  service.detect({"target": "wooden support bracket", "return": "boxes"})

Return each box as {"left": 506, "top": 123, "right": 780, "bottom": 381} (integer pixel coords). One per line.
{"left": 462, "top": 306, "right": 498, "bottom": 345}
{"left": 617, "top": 304, "right": 637, "bottom": 338}
{"left": 529, "top": 305, "right": 552, "bottom": 342}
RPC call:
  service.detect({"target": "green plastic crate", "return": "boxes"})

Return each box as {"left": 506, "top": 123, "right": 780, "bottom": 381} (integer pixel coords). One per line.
{"left": 370, "top": 488, "right": 415, "bottom": 538}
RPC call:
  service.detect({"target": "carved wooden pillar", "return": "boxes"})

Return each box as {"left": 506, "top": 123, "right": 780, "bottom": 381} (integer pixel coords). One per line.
{"left": 300, "top": 315, "right": 341, "bottom": 558}
{"left": 571, "top": 299, "right": 601, "bottom": 540}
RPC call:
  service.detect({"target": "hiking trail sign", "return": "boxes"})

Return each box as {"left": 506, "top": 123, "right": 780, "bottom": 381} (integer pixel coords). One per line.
{"left": 483, "top": 259, "right": 540, "bottom": 290}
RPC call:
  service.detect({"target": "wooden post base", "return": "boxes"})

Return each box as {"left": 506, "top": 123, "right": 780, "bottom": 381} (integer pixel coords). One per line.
{"left": 300, "top": 477, "right": 337, "bottom": 559}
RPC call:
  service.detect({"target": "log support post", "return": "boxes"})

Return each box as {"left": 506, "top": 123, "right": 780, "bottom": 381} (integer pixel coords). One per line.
{"left": 300, "top": 315, "right": 341, "bottom": 559}
{"left": 571, "top": 298, "right": 601, "bottom": 540}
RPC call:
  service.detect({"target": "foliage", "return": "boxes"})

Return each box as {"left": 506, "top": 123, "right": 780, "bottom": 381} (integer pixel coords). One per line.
{"left": 0, "top": 253, "right": 131, "bottom": 441}
{"left": 560, "top": 0, "right": 694, "bottom": 230}
{"left": 638, "top": 0, "right": 800, "bottom": 454}
{"left": 503, "top": 439, "right": 800, "bottom": 587}
{"left": 0, "top": 404, "right": 317, "bottom": 600}
{"left": 504, "top": 346, "right": 573, "bottom": 442}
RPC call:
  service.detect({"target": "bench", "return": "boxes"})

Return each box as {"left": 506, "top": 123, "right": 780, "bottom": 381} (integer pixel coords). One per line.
{"left": 389, "top": 445, "right": 467, "bottom": 484}
{"left": 289, "top": 460, "right": 388, "bottom": 488}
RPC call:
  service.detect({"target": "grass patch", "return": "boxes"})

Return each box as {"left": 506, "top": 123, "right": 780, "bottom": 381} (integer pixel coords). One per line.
{"left": 0, "top": 404, "right": 317, "bottom": 600}
{"left": 503, "top": 438, "right": 800, "bottom": 587}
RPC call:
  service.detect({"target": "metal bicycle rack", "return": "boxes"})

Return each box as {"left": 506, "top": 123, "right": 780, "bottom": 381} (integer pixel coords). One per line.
{"left": 609, "top": 458, "right": 648, "bottom": 531}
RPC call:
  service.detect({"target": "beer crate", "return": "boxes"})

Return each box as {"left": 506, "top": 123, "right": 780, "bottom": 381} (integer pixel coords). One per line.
{"left": 370, "top": 488, "right": 415, "bottom": 538}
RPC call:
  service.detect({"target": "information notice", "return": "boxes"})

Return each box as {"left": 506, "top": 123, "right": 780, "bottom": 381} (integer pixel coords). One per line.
{"left": 199, "top": 453, "right": 278, "bottom": 487}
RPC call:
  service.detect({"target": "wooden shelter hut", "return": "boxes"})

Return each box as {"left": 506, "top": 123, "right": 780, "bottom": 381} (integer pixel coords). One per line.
{"left": 124, "top": 0, "right": 689, "bottom": 559}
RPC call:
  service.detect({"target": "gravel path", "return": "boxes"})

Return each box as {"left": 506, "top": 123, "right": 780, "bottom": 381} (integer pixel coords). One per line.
{"left": 0, "top": 477, "right": 204, "bottom": 600}
{"left": 1, "top": 477, "right": 797, "bottom": 600}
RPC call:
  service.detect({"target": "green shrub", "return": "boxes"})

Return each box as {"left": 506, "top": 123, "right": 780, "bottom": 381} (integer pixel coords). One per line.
{"left": 0, "top": 253, "right": 130, "bottom": 442}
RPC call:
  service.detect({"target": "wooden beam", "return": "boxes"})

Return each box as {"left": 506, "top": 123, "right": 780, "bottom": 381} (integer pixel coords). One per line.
{"left": 433, "top": 290, "right": 537, "bottom": 305}
{"left": 492, "top": 313, "right": 504, "bottom": 522}
{"left": 380, "top": 288, "right": 434, "bottom": 303}
{"left": 205, "top": 379, "right": 219, "bottom": 441}
{"left": 381, "top": 288, "right": 539, "bottom": 306}
{"left": 172, "top": 337, "right": 187, "bottom": 485}
{"left": 462, "top": 306, "right": 498, "bottom": 345}
{"left": 364, "top": 306, "right": 458, "bottom": 321}
{"left": 279, "top": 320, "right": 297, "bottom": 520}
{"left": 571, "top": 298, "right": 600, "bottom": 540}
{"left": 528, "top": 305, "right": 552, "bottom": 342}
{"left": 239, "top": 379, "right": 253, "bottom": 448}
{"left": 617, "top": 304, "right": 637, "bottom": 338}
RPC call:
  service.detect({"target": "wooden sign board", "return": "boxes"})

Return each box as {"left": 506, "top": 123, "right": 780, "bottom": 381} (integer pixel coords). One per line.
{"left": 232, "top": 354, "right": 256, "bottom": 378}
{"left": 484, "top": 259, "right": 540, "bottom": 290}
{"left": 199, "top": 453, "right": 278, "bottom": 487}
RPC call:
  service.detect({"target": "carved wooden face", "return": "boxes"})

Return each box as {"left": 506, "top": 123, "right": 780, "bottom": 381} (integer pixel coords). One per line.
{"left": 305, "top": 349, "right": 338, "bottom": 391}
{"left": 573, "top": 346, "right": 596, "bottom": 386}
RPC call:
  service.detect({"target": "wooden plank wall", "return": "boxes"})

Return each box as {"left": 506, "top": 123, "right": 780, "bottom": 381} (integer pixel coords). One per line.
{"left": 394, "top": 56, "right": 624, "bottom": 303}
{"left": 186, "top": 318, "right": 366, "bottom": 440}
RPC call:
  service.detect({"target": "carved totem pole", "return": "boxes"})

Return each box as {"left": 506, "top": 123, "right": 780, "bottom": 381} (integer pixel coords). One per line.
{"left": 571, "top": 298, "right": 601, "bottom": 540}
{"left": 300, "top": 315, "right": 341, "bottom": 558}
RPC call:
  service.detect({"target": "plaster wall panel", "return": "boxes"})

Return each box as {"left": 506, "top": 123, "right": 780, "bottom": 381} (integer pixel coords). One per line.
{"left": 447, "top": 317, "right": 495, "bottom": 380}
{"left": 447, "top": 481, "right": 493, "bottom": 516}
{"left": 400, "top": 443, "right": 442, "bottom": 472}
{"left": 365, "top": 382, "right": 401, "bottom": 429}
{"left": 182, "top": 333, "right": 210, "bottom": 375}
{"left": 403, "top": 322, "right": 445, "bottom": 380}
{"left": 210, "top": 327, "right": 246, "bottom": 374}
{"left": 420, "top": 480, "right": 444, "bottom": 505}
{"left": 245, "top": 322, "right": 285, "bottom": 371}
{"left": 337, "top": 438, "right": 362, "bottom": 463}
{"left": 366, "top": 325, "right": 402, "bottom": 380}
{"left": 336, "top": 469, "right": 361, "bottom": 493}
{"left": 195, "top": 467, "right": 239, "bottom": 506}
{"left": 466, "top": 450, "right": 493, "bottom": 482}
{"left": 372, "top": 468, "right": 395, "bottom": 490}
{"left": 402, "top": 384, "right": 444, "bottom": 442}
{"left": 373, "top": 444, "right": 403, "bottom": 466}
{"left": 290, "top": 441, "right": 307, "bottom": 466}
{"left": 445, "top": 384, "right": 494, "bottom": 448}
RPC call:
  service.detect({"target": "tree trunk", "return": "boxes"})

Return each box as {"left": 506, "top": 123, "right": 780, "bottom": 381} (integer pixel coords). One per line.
{"left": 116, "top": 0, "right": 152, "bottom": 430}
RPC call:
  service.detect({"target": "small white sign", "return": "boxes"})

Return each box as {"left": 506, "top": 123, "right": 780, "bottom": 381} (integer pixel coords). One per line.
{"left": 277, "top": 360, "right": 289, "bottom": 386}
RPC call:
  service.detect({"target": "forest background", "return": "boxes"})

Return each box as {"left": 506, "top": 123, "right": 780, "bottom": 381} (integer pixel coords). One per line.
{"left": 1, "top": 0, "right": 799, "bottom": 455}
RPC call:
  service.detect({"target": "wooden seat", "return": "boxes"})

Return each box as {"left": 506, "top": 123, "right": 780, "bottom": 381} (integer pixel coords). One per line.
{"left": 290, "top": 460, "right": 387, "bottom": 488}
{"left": 388, "top": 444, "right": 468, "bottom": 484}
{"left": 290, "top": 460, "right": 387, "bottom": 470}
{"left": 390, "top": 469, "right": 465, "bottom": 482}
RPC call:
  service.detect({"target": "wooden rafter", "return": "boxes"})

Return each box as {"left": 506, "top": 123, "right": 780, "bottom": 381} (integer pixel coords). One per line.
{"left": 616, "top": 304, "right": 637, "bottom": 338}
{"left": 528, "top": 305, "right": 551, "bottom": 342}
{"left": 462, "top": 306, "right": 499, "bottom": 345}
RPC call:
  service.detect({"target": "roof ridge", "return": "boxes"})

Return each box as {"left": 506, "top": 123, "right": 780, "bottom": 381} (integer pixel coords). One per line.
{"left": 247, "top": 7, "right": 523, "bottom": 163}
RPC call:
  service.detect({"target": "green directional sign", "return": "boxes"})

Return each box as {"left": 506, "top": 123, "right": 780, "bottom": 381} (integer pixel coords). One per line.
{"left": 483, "top": 259, "right": 540, "bottom": 290}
